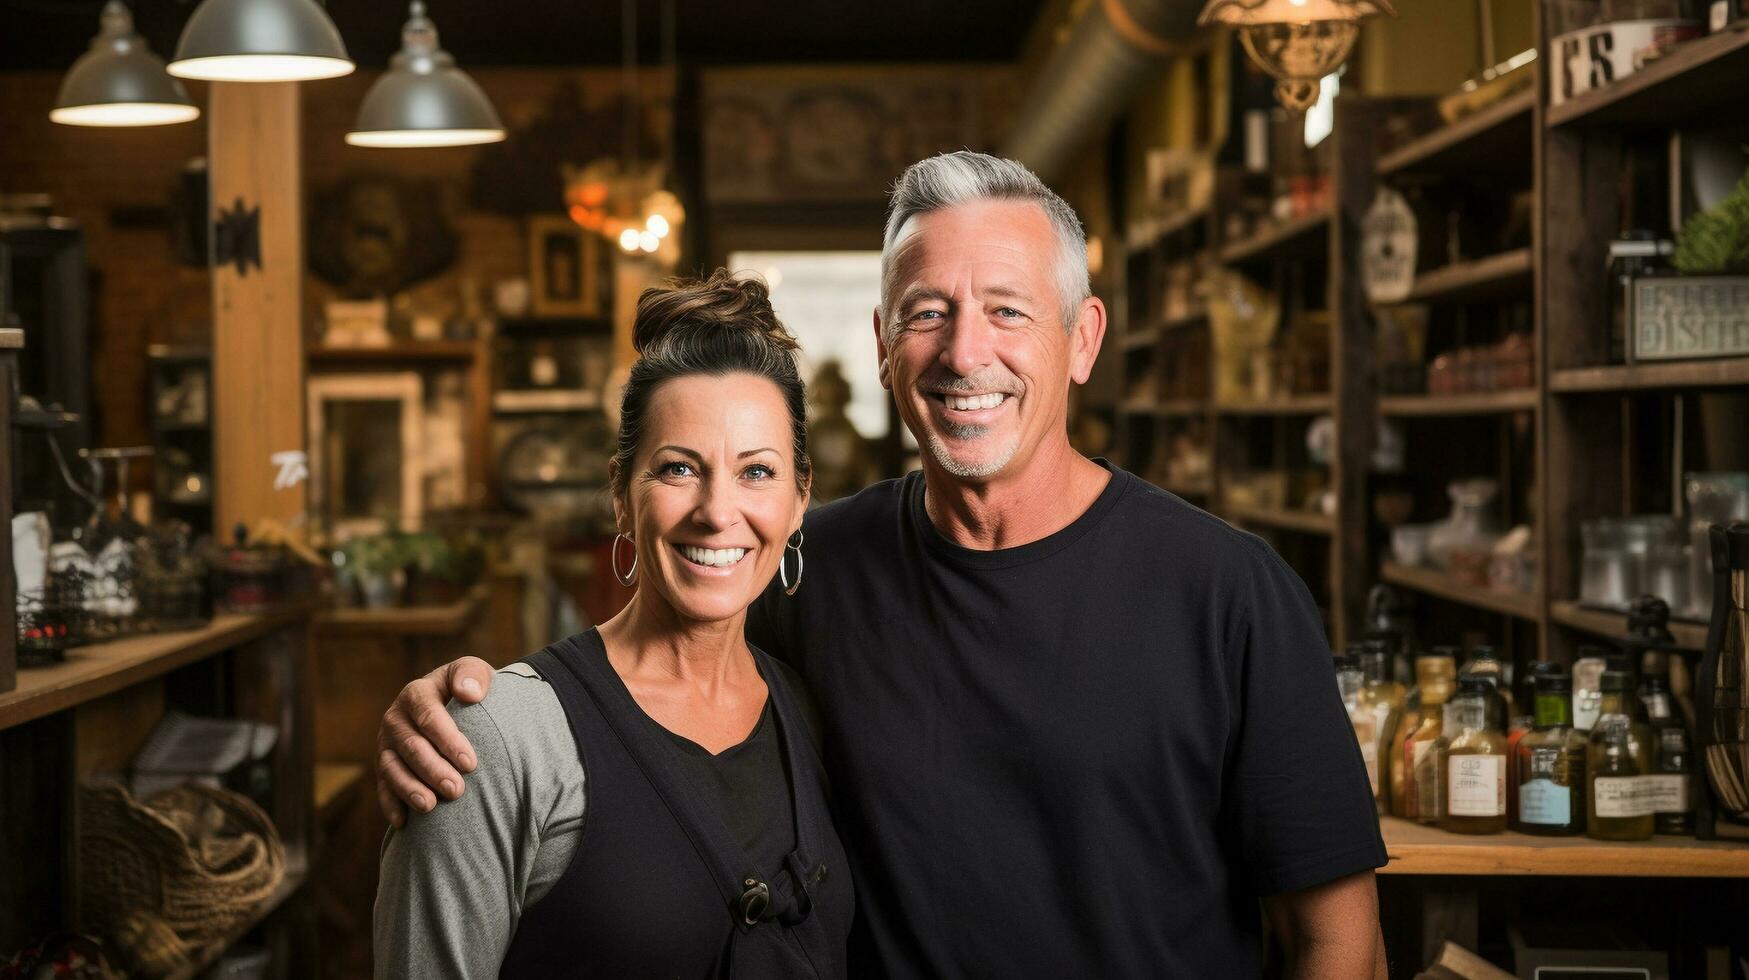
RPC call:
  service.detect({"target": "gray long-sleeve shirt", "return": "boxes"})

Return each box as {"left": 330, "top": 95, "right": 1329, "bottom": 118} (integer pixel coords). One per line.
{"left": 373, "top": 665, "right": 585, "bottom": 979}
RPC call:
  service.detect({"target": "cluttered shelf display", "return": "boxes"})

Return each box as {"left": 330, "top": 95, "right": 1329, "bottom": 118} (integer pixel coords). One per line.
{"left": 1338, "top": 525, "right": 1749, "bottom": 848}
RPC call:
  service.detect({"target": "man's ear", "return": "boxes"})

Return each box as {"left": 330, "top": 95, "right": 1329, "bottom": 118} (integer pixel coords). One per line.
{"left": 873, "top": 308, "right": 893, "bottom": 391}
{"left": 1068, "top": 296, "right": 1107, "bottom": 385}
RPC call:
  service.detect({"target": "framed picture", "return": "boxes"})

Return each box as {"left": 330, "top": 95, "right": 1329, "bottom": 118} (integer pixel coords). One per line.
{"left": 307, "top": 373, "right": 424, "bottom": 539}
{"left": 528, "top": 215, "right": 601, "bottom": 317}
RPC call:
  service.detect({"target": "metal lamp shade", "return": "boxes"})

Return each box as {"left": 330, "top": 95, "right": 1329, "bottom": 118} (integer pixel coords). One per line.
{"left": 52, "top": 2, "right": 199, "bottom": 126}
{"left": 347, "top": 67, "right": 505, "bottom": 148}
{"left": 169, "top": 0, "right": 353, "bottom": 82}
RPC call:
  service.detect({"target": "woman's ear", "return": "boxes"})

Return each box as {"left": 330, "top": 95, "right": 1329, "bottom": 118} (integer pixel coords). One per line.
{"left": 607, "top": 462, "right": 628, "bottom": 532}
{"left": 794, "top": 471, "right": 812, "bottom": 533}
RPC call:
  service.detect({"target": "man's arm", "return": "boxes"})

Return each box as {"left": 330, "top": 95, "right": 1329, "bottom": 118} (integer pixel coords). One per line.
{"left": 376, "top": 656, "right": 496, "bottom": 826}
{"left": 1262, "top": 870, "right": 1387, "bottom": 980}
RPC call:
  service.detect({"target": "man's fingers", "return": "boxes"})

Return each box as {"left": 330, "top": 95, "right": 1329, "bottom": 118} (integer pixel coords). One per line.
{"left": 406, "top": 673, "right": 480, "bottom": 774}
{"left": 383, "top": 683, "right": 466, "bottom": 800}
{"left": 376, "top": 765, "right": 409, "bottom": 828}
{"left": 379, "top": 747, "right": 437, "bottom": 815}
{"left": 442, "top": 656, "right": 495, "bottom": 705}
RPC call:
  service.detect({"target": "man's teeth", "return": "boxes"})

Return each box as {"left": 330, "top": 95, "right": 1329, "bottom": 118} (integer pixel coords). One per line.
{"left": 680, "top": 546, "right": 747, "bottom": 568}
{"left": 944, "top": 393, "right": 1006, "bottom": 411}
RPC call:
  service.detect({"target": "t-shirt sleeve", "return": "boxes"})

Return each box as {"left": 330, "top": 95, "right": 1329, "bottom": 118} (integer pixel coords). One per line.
{"left": 1222, "top": 541, "right": 1387, "bottom": 896}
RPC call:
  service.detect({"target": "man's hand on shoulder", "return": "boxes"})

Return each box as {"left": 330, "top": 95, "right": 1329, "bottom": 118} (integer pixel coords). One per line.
{"left": 376, "top": 656, "right": 496, "bottom": 827}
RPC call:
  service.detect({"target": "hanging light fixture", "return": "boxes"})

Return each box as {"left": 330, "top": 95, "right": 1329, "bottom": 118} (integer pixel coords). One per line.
{"left": 52, "top": 2, "right": 199, "bottom": 127}
{"left": 346, "top": 2, "right": 504, "bottom": 148}
{"left": 169, "top": 0, "right": 353, "bottom": 82}
{"left": 1199, "top": 0, "right": 1395, "bottom": 110}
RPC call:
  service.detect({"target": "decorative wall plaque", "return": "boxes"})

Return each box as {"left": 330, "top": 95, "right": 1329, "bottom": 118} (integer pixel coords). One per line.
{"left": 1631, "top": 276, "right": 1749, "bottom": 361}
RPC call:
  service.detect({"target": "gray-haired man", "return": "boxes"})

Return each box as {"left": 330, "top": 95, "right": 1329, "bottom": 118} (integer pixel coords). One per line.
{"left": 377, "top": 151, "right": 1388, "bottom": 977}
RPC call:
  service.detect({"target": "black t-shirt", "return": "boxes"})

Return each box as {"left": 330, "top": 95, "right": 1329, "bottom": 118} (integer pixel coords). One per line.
{"left": 747, "top": 462, "right": 1386, "bottom": 978}
{"left": 661, "top": 699, "right": 796, "bottom": 879}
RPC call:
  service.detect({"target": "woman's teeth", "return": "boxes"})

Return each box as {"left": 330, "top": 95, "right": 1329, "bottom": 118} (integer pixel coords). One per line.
{"left": 679, "top": 545, "right": 747, "bottom": 568}
{"left": 944, "top": 393, "right": 1006, "bottom": 411}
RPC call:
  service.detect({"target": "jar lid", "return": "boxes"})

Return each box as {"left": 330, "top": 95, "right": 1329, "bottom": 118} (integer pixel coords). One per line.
{"left": 1608, "top": 239, "right": 1674, "bottom": 257}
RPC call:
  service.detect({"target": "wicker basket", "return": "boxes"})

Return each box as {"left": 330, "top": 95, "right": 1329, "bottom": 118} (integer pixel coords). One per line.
{"left": 77, "top": 782, "right": 286, "bottom": 977}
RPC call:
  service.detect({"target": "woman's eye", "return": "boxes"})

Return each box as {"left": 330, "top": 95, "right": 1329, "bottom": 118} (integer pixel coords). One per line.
{"left": 658, "top": 461, "right": 695, "bottom": 478}
{"left": 743, "top": 464, "right": 775, "bottom": 481}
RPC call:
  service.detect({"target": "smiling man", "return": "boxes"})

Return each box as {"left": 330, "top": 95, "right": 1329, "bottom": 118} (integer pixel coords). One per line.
{"left": 375, "top": 152, "right": 1388, "bottom": 978}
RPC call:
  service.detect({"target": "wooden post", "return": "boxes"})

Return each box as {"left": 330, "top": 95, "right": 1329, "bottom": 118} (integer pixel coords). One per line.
{"left": 208, "top": 82, "right": 307, "bottom": 543}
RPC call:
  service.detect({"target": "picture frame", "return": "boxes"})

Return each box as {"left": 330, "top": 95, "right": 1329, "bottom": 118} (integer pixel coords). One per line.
{"left": 527, "top": 215, "right": 601, "bottom": 318}
{"left": 307, "top": 373, "right": 424, "bottom": 539}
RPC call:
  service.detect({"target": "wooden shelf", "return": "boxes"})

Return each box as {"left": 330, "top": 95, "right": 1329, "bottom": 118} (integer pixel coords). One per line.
{"left": 1380, "top": 561, "right": 1541, "bottom": 622}
{"left": 1161, "top": 308, "right": 1209, "bottom": 332}
{"left": 308, "top": 341, "right": 475, "bottom": 364}
{"left": 1378, "top": 816, "right": 1749, "bottom": 877}
{"left": 1385, "top": 248, "right": 1533, "bottom": 306}
{"left": 314, "top": 584, "right": 487, "bottom": 638}
{"left": 1378, "top": 388, "right": 1539, "bottom": 417}
{"left": 1377, "top": 89, "right": 1536, "bottom": 178}
{"left": 0, "top": 609, "right": 307, "bottom": 732}
{"left": 1546, "top": 27, "right": 1749, "bottom": 129}
{"left": 1219, "top": 209, "right": 1330, "bottom": 266}
{"left": 1224, "top": 503, "right": 1335, "bottom": 536}
{"left": 167, "top": 850, "right": 308, "bottom": 980}
{"left": 315, "top": 762, "right": 367, "bottom": 821}
{"left": 1549, "top": 357, "right": 1749, "bottom": 393}
{"left": 1215, "top": 394, "right": 1334, "bottom": 416}
{"left": 1550, "top": 600, "right": 1711, "bottom": 652}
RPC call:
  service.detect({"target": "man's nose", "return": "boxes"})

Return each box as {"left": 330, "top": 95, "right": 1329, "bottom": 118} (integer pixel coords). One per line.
{"left": 941, "top": 307, "right": 996, "bottom": 378}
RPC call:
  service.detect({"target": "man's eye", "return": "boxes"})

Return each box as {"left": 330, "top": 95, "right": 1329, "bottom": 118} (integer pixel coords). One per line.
{"left": 995, "top": 307, "right": 1023, "bottom": 318}
{"left": 910, "top": 309, "right": 943, "bottom": 322}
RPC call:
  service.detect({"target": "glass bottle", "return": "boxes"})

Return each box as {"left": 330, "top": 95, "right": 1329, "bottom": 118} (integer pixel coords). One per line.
{"left": 1460, "top": 645, "right": 1514, "bottom": 732}
{"left": 1573, "top": 645, "right": 1611, "bottom": 732}
{"left": 1702, "top": 524, "right": 1749, "bottom": 822}
{"left": 1358, "top": 639, "right": 1406, "bottom": 814}
{"left": 1587, "top": 670, "right": 1655, "bottom": 841}
{"left": 1408, "top": 650, "right": 1459, "bottom": 824}
{"left": 1335, "top": 652, "right": 1376, "bottom": 801}
{"left": 1441, "top": 679, "right": 1510, "bottom": 834}
{"left": 1640, "top": 671, "right": 1696, "bottom": 835}
{"left": 1389, "top": 650, "right": 1440, "bottom": 819}
{"left": 1514, "top": 669, "right": 1587, "bottom": 835}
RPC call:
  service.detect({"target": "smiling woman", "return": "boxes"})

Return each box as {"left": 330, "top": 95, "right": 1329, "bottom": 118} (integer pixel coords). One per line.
{"left": 373, "top": 271, "right": 852, "bottom": 979}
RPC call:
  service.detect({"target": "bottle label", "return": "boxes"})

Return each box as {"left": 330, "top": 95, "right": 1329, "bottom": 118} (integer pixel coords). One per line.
{"left": 1518, "top": 778, "right": 1572, "bottom": 825}
{"left": 1645, "top": 774, "right": 1691, "bottom": 814}
{"left": 1593, "top": 776, "right": 1654, "bottom": 817}
{"left": 1524, "top": 746, "right": 1561, "bottom": 780}
{"left": 1360, "top": 740, "right": 1379, "bottom": 794}
{"left": 1448, "top": 755, "right": 1505, "bottom": 817}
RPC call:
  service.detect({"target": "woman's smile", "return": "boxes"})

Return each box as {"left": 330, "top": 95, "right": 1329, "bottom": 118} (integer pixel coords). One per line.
{"left": 675, "top": 543, "right": 753, "bottom": 575}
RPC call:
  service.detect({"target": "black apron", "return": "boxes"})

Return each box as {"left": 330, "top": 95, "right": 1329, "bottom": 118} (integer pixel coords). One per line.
{"left": 499, "top": 630, "right": 852, "bottom": 979}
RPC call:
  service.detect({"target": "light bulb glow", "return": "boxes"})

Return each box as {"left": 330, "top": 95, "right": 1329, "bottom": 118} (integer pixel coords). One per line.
{"left": 346, "top": 128, "right": 505, "bottom": 148}
{"left": 168, "top": 54, "right": 354, "bottom": 81}
{"left": 618, "top": 228, "right": 642, "bottom": 252}
{"left": 645, "top": 214, "right": 670, "bottom": 237}
{"left": 51, "top": 103, "right": 200, "bottom": 126}
{"left": 638, "top": 231, "right": 660, "bottom": 253}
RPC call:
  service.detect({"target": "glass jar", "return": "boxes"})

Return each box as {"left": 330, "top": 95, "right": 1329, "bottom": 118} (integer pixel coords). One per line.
{"left": 1605, "top": 231, "right": 1674, "bottom": 365}
{"left": 1428, "top": 479, "right": 1502, "bottom": 572}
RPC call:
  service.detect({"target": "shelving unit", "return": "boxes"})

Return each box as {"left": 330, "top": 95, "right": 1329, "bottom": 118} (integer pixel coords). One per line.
{"left": 1544, "top": 25, "right": 1749, "bottom": 129}
{"left": 1219, "top": 208, "right": 1331, "bottom": 266}
{"left": 1225, "top": 503, "right": 1336, "bottom": 536}
{"left": 1386, "top": 247, "right": 1534, "bottom": 306}
{"left": 1378, "top": 817, "right": 1749, "bottom": 877}
{"left": 1549, "top": 601, "right": 1710, "bottom": 653}
{"left": 1376, "top": 88, "right": 1536, "bottom": 178}
{"left": 1378, "top": 389, "right": 1539, "bottom": 417}
{"left": 1381, "top": 561, "right": 1541, "bottom": 623}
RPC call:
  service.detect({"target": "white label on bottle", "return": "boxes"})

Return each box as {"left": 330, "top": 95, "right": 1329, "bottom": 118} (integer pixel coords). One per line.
{"left": 1411, "top": 739, "right": 1433, "bottom": 771}
{"left": 1645, "top": 774, "right": 1691, "bottom": 814}
{"left": 1712, "top": 1, "right": 1731, "bottom": 32}
{"left": 1360, "top": 740, "right": 1379, "bottom": 794}
{"left": 1447, "top": 755, "right": 1505, "bottom": 817}
{"left": 1518, "top": 778, "right": 1573, "bottom": 826}
{"left": 1593, "top": 776, "right": 1654, "bottom": 817}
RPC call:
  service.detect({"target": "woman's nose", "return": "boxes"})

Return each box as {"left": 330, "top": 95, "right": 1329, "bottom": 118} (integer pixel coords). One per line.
{"left": 690, "top": 474, "right": 742, "bottom": 531}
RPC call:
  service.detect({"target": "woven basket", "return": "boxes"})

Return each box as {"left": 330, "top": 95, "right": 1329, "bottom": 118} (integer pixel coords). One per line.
{"left": 78, "top": 782, "right": 286, "bottom": 976}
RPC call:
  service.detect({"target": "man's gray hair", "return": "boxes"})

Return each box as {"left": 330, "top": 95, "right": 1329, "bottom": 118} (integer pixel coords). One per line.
{"left": 880, "top": 151, "right": 1090, "bottom": 339}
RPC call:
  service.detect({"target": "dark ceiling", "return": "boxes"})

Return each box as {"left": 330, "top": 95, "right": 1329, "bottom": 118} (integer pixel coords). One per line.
{"left": 1, "top": 0, "right": 1048, "bottom": 71}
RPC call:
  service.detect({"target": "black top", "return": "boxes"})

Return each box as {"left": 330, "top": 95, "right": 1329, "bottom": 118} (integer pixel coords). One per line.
{"left": 502, "top": 631, "right": 853, "bottom": 979}
{"left": 748, "top": 462, "right": 1386, "bottom": 978}
{"left": 662, "top": 699, "right": 797, "bottom": 877}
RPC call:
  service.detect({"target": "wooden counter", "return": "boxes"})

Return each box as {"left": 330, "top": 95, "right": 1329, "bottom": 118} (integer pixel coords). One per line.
{"left": 1379, "top": 816, "right": 1749, "bottom": 878}
{"left": 313, "top": 584, "right": 488, "bottom": 637}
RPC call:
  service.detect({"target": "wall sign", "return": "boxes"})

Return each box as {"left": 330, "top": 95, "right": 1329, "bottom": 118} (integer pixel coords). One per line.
{"left": 1632, "top": 276, "right": 1749, "bottom": 361}
{"left": 1551, "top": 20, "right": 1702, "bottom": 107}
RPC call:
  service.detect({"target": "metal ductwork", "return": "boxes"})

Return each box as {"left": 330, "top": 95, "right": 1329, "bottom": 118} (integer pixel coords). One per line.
{"left": 1002, "top": 0, "right": 1207, "bottom": 183}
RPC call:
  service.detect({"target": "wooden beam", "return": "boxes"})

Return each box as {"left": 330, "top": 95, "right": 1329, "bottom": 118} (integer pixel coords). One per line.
{"left": 208, "top": 82, "right": 307, "bottom": 542}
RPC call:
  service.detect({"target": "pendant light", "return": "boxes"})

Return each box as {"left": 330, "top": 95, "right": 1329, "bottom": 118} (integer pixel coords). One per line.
{"left": 169, "top": 0, "right": 353, "bottom": 82}
{"left": 1198, "top": 0, "right": 1395, "bottom": 110}
{"left": 346, "top": 2, "right": 505, "bottom": 148}
{"left": 52, "top": 2, "right": 199, "bottom": 127}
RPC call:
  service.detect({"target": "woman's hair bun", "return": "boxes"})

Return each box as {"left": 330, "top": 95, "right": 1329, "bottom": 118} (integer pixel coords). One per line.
{"left": 632, "top": 269, "right": 798, "bottom": 356}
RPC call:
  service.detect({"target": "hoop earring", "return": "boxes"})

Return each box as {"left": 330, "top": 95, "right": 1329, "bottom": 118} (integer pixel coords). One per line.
{"left": 779, "top": 530, "right": 804, "bottom": 597}
{"left": 611, "top": 532, "right": 638, "bottom": 587}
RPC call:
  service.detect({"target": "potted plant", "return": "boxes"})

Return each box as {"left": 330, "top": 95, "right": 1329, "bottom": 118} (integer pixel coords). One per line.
{"left": 344, "top": 534, "right": 408, "bottom": 609}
